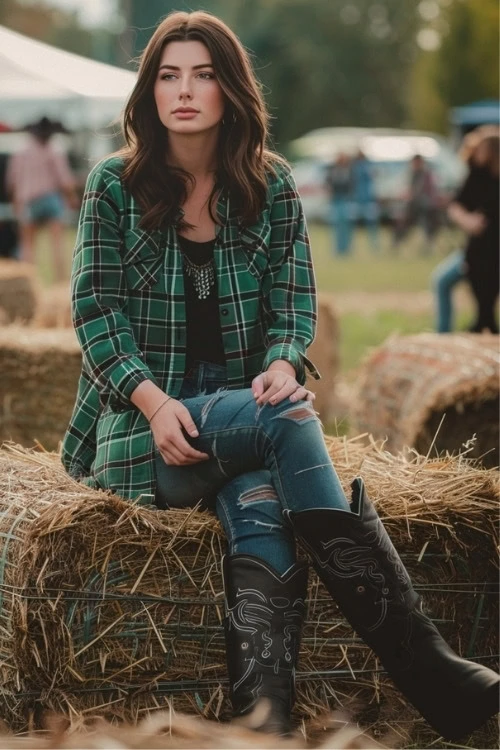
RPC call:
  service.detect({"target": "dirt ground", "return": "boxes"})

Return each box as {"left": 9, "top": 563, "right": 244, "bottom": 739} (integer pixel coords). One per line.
{"left": 331, "top": 286, "right": 475, "bottom": 315}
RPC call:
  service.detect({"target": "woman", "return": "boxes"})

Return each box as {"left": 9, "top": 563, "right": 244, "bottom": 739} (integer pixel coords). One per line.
{"left": 6, "top": 116, "right": 79, "bottom": 279}
{"left": 447, "top": 132, "right": 499, "bottom": 333}
{"left": 62, "top": 11, "right": 499, "bottom": 739}
{"left": 431, "top": 126, "right": 498, "bottom": 333}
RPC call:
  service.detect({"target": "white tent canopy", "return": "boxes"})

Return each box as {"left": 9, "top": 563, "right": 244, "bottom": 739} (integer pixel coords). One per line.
{"left": 0, "top": 25, "right": 137, "bottom": 129}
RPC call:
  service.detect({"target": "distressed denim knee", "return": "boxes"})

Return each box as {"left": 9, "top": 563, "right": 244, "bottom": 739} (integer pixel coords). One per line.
{"left": 216, "top": 470, "right": 297, "bottom": 575}
{"left": 186, "top": 389, "right": 350, "bottom": 516}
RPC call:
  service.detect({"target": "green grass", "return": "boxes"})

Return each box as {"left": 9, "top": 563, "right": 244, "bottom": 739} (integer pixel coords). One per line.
{"left": 33, "top": 221, "right": 472, "bottom": 377}
{"left": 308, "top": 223, "right": 474, "bottom": 373}
{"left": 310, "top": 223, "right": 450, "bottom": 293}
{"left": 339, "top": 309, "right": 433, "bottom": 373}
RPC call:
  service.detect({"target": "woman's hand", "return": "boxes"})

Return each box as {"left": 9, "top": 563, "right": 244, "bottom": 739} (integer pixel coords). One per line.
{"left": 464, "top": 211, "right": 487, "bottom": 236}
{"left": 448, "top": 202, "right": 487, "bottom": 236}
{"left": 252, "top": 368, "right": 316, "bottom": 406}
{"left": 149, "top": 398, "right": 209, "bottom": 466}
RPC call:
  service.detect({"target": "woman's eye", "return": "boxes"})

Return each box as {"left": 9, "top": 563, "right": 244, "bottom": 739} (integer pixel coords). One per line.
{"left": 160, "top": 73, "right": 177, "bottom": 81}
{"left": 198, "top": 72, "right": 215, "bottom": 80}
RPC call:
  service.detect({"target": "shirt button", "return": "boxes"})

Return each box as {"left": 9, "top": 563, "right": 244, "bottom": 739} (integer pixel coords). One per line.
{"left": 221, "top": 308, "right": 229, "bottom": 316}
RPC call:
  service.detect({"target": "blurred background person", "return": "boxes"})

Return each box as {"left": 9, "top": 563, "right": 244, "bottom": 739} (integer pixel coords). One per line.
{"left": 431, "top": 125, "right": 500, "bottom": 333}
{"left": 324, "top": 151, "right": 354, "bottom": 256}
{"left": 393, "top": 154, "right": 440, "bottom": 254}
{"left": 352, "top": 148, "right": 379, "bottom": 251}
{"left": 5, "top": 116, "right": 79, "bottom": 280}
{"left": 447, "top": 132, "right": 499, "bottom": 333}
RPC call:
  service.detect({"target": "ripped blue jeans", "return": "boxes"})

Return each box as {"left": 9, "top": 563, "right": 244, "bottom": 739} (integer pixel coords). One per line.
{"left": 155, "top": 361, "right": 349, "bottom": 574}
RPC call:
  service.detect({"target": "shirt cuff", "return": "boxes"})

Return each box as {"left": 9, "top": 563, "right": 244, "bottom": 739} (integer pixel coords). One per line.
{"left": 107, "top": 356, "right": 157, "bottom": 411}
{"left": 262, "top": 343, "right": 320, "bottom": 385}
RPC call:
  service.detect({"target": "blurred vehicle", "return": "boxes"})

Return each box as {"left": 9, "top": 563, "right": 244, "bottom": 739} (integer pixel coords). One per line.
{"left": 289, "top": 127, "right": 466, "bottom": 224}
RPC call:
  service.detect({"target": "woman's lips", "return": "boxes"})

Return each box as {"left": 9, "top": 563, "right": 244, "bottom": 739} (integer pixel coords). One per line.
{"left": 173, "top": 110, "right": 199, "bottom": 119}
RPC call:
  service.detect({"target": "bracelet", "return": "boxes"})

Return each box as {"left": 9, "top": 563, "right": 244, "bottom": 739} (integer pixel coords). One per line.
{"left": 148, "top": 396, "right": 171, "bottom": 424}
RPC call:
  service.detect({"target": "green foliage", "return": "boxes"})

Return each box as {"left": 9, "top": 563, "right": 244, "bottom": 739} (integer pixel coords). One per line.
{"left": 4, "top": 0, "right": 497, "bottom": 144}
{"left": 410, "top": 0, "right": 500, "bottom": 132}
{"left": 116, "top": 0, "right": 420, "bottom": 145}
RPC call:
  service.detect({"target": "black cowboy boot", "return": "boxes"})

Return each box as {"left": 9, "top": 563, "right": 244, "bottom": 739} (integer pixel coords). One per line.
{"left": 286, "top": 478, "right": 499, "bottom": 741}
{"left": 222, "top": 554, "right": 308, "bottom": 735}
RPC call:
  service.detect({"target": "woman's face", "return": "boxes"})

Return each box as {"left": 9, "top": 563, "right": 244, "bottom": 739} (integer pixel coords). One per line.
{"left": 154, "top": 40, "right": 225, "bottom": 136}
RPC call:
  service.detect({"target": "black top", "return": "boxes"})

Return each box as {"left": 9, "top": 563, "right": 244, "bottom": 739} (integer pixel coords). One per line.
{"left": 454, "top": 166, "right": 499, "bottom": 277}
{"left": 178, "top": 234, "right": 226, "bottom": 370}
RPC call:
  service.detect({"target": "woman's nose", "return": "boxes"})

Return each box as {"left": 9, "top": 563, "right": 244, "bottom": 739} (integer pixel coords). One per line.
{"left": 179, "top": 75, "right": 193, "bottom": 99}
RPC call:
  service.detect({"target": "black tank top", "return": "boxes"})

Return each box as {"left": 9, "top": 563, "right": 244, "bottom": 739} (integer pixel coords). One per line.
{"left": 178, "top": 234, "right": 226, "bottom": 370}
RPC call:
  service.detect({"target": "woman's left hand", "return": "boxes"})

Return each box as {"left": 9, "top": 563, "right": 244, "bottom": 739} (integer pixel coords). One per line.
{"left": 252, "top": 369, "right": 316, "bottom": 406}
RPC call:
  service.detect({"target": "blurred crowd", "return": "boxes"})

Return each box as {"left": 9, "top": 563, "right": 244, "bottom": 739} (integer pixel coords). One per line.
{"left": 321, "top": 128, "right": 499, "bottom": 334}
{"left": 323, "top": 149, "right": 449, "bottom": 257}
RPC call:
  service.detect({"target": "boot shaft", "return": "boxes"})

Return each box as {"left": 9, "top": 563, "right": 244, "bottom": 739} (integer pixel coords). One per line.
{"left": 287, "top": 478, "right": 499, "bottom": 741}
{"left": 285, "top": 478, "right": 419, "bottom": 642}
{"left": 222, "top": 554, "right": 308, "bottom": 727}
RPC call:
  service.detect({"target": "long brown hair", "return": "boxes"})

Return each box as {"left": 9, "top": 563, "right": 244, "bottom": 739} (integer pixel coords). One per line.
{"left": 120, "top": 11, "right": 282, "bottom": 231}
{"left": 459, "top": 125, "right": 500, "bottom": 169}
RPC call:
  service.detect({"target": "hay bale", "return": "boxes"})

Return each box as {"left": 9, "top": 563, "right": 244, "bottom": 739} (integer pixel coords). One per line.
{"left": 0, "top": 327, "right": 81, "bottom": 450}
{"left": 0, "top": 708, "right": 386, "bottom": 748}
{"left": 0, "top": 260, "right": 38, "bottom": 324}
{"left": 0, "top": 439, "right": 497, "bottom": 748}
{"left": 308, "top": 294, "right": 340, "bottom": 422}
{"left": 33, "top": 283, "right": 72, "bottom": 329}
{"left": 351, "top": 333, "right": 500, "bottom": 467}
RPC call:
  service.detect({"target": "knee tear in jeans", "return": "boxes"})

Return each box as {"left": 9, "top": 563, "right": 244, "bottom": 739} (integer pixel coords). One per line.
{"left": 200, "top": 388, "right": 228, "bottom": 428}
{"left": 210, "top": 437, "right": 230, "bottom": 477}
{"left": 294, "top": 463, "right": 331, "bottom": 475}
{"left": 274, "top": 403, "right": 318, "bottom": 424}
{"left": 237, "top": 484, "right": 279, "bottom": 507}
{"left": 242, "top": 519, "right": 282, "bottom": 531}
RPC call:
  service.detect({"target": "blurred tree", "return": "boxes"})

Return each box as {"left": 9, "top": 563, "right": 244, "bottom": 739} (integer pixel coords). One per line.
{"left": 225, "top": 0, "right": 420, "bottom": 147}
{"left": 410, "top": 0, "right": 500, "bottom": 133}
{"left": 0, "top": 0, "right": 116, "bottom": 64}
{"left": 115, "top": 0, "right": 420, "bottom": 145}
{"left": 7, "top": 0, "right": 468, "bottom": 146}
{"left": 118, "top": 0, "right": 195, "bottom": 63}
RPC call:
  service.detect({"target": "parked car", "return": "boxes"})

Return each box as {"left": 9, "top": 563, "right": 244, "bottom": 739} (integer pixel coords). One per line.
{"left": 289, "top": 127, "right": 466, "bottom": 224}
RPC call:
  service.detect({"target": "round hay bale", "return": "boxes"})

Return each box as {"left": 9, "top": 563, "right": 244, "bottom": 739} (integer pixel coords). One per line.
{"left": 33, "top": 283, "right": 72, "bottom": 328}
{"left": 0, "top": 439, "right": 497, "bottom": 748}
{"left": 0, "top": 327, "right": 81, "bottom": 450}
{"left": 307, "top": 294, "right": 340, "bottom": 422}
{"left": 351, "top": 333, "right": 500, "bottom": 467}
{"left": 0, "top": 260, "right": 38, "bottom": 324}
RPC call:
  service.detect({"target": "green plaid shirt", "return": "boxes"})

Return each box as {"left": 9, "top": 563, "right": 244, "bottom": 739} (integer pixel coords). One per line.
{"left": 61, "top": 155, "right": 318, "bottom": 501}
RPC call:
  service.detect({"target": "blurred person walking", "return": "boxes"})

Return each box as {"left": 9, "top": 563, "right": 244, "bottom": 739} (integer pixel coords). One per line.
{"left": 352, "top": 149, "right": 379, "bottom": 251}
{"left": 447, "top": 132, "right": 499, "bottom": 333}
{"left": 6, "top": 116, "right": 79, "bottom": 280}
{"left": 393, "top": 154, "right": 439, "bottom": 254}
{"left": 324, "top": 152, "right": 354, "bottom": 256}
{"left": 432, "top": 248, "right": 465, "bottom": 332}
{"left": 431, "top": 126, "right": 499, "bottom": 333}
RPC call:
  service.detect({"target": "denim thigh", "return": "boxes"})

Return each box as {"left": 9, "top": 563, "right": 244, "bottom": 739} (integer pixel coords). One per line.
{"left": 154, "top": 364, "right": 297, "bottom": 574}
{"left": 155, "top": 387, "right": 348, "bottom": 515}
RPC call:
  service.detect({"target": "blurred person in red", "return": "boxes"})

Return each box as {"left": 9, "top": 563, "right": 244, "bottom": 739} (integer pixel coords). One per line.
{"left": 447, "top": 132, "right": 499, "bottom": 333}
{"left": 6, "top": 116, "right": 79, "bottom": 280}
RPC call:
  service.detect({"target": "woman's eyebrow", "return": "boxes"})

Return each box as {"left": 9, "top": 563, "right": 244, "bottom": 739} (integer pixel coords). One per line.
{"left": 158, "top": 63, "right": 214, "bottom": 71}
